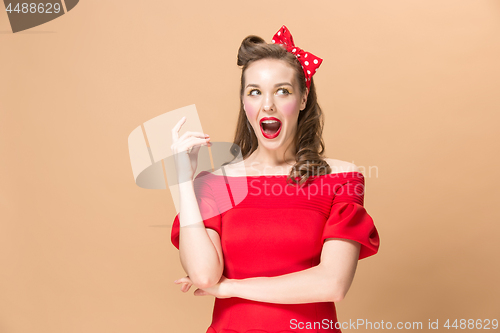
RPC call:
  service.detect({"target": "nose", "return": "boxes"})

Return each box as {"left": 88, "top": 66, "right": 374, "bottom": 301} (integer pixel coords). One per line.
{"left": 263, "top": 93, "right": 275, "bottom": 112}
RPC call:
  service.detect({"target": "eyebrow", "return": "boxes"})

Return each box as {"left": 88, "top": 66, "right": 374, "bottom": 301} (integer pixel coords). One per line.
{"left": 245, "top": 82, "right": 293, "bottom": 89}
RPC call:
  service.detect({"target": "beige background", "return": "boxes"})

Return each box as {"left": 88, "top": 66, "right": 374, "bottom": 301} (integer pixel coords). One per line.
{"left": 1, "top": 1, "right": 499, "bottom": 332}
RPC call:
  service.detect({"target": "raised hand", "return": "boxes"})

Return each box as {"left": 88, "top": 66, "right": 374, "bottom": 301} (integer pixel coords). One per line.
{"left": 170, "top": 116, "right": 211, "bottom": 183}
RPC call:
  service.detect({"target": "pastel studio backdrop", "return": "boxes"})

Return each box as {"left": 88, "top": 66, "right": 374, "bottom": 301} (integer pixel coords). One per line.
{"left": 1, "top": 1, "right": 499, "bottom": 332}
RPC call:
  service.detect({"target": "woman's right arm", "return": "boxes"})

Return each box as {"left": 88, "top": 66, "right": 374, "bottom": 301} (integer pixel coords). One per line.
{"left": 171, "top": 116, "right": 223, "bottom": 289}
{"left": 177, "top": 180, "right": 224, "bottom": 289}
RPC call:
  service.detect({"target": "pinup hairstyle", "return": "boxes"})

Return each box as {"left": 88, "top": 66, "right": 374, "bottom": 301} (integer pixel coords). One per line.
{"left": 233, "top": 35, "right": 331, "bottom": 187}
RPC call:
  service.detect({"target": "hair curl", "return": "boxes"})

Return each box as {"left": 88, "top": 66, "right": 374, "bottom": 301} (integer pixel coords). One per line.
{"left": 232, "top": 35, "right": 331, "bottom": 187}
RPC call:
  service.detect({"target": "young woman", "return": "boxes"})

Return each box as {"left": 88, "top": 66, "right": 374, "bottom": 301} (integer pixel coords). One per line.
{"left": 170, "top": 25, "right": 380, "bottom": 333}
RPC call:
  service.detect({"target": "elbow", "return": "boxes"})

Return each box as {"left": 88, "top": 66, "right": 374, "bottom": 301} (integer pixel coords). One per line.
{"left": 329, "top": 291, "right": 345, "bottom": 303}
{"left": 193, "top": 276, "right": 219, "bottom": 289}
{"left": 189, "top": 269, "right": 222, "bottom": 289}
{"left": 181, "top": 258, "right": 224, "bottom": 289}
{"left": 326, "top": 283, "right": 348, "bottom": 303}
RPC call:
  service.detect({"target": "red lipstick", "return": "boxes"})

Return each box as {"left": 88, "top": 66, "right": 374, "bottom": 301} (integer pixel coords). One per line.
{"left": 259, "top": 117, "right": 282, "bottom": 139}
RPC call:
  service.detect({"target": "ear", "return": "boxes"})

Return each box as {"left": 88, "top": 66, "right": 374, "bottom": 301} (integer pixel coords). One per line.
{"left": 300, "top": 88, "right": 309, "bottom": 110}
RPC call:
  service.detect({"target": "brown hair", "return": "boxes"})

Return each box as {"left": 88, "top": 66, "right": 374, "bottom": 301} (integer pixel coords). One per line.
{"left": 232, "top": 35, "right": 331, "bottom": 187}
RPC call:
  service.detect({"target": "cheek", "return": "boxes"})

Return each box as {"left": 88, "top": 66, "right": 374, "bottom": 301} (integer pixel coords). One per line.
{"left": 243, "top": 100, "right": 259, "bottom": 118}
{"left": 279, "top": 100, "right": 300, "bottom": 117}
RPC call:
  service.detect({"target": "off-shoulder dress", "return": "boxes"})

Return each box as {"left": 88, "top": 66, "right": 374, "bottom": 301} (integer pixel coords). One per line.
{"left": 171, "top": 171, "right": 380, "bottom": 333}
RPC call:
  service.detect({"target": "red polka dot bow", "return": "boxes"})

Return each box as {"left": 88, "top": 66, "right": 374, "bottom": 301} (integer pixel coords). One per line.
{"left": 271, "top": 25, "right": 323, "bottom": 90}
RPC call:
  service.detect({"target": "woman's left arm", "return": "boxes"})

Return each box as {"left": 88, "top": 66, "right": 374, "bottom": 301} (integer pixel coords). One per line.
{"left": 178, "top": 238, "right": 360, "bottom": 304}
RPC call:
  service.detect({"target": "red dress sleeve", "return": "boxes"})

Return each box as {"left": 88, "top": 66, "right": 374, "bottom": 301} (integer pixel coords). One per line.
{"left": 321, "top": 173, "right": 380, "bottom": 259}
{"left": 171, "top": 172, "right": 222, "bottom": 250}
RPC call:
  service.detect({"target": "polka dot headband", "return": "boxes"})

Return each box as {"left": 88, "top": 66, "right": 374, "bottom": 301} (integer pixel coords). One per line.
{"left": 271, "top": 25, "right": 323, "bottom": 90}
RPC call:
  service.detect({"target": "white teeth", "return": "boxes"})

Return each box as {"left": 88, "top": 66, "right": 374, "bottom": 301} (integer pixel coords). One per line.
{"left": 261, "top": 120, "right": 280, "bottom": 124}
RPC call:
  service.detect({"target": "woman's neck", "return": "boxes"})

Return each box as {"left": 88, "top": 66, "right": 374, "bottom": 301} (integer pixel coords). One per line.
{"left": 242, "top": 146, "right": 296, "bottom": 175}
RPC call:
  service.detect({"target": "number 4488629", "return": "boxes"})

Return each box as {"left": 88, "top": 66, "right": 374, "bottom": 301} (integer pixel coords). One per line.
{"left": 5, "top": 3, "right": 62, "bottom": 14}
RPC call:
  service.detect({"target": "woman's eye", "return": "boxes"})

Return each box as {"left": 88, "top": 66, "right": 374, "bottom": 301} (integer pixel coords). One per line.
{"left": 248, "top": 89, "right": 260, "bottom": 96}
{"left": 276, "top": 88, "right": 291, "bottom": 95}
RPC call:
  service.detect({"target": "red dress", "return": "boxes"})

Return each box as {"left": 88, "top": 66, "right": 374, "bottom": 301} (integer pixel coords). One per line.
{"left": 171, "top": 171, "right": 380, "bottom": 333}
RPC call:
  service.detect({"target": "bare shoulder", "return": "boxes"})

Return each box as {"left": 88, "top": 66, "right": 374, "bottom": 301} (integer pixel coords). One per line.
{"left": 324, "top": 158, "right": 360, "bottom": 174}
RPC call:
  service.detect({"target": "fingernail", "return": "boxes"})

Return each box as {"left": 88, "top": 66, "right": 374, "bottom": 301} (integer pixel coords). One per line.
{"left": 174, "top": 280, "right": 178, "bottom": 283}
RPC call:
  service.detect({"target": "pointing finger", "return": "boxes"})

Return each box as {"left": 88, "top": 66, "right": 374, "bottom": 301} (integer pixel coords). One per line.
{"left": 171, "top": 116, "right": 186, "bottom": 141}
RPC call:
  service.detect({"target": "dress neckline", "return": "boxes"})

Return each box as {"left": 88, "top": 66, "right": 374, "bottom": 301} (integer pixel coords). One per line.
{"left": 199, "top": 170, "right": 363, "bottom": 178}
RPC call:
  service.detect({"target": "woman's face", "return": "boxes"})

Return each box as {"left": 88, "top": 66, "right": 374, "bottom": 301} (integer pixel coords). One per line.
{"left": 242, "top": 58, "right": 308, "bottom": 151}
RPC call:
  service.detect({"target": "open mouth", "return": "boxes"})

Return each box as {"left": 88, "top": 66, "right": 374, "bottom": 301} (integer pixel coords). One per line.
{"left": 260, "top": 117, "right": 282, "bottom": 139}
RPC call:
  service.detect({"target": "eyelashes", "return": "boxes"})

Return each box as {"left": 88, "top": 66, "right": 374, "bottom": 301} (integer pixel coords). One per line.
{"left": 247, "top": 87, "right": 291, "bottom": 96}
{"left": 277, "top": 88, "right": 291, "bottom": 95}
